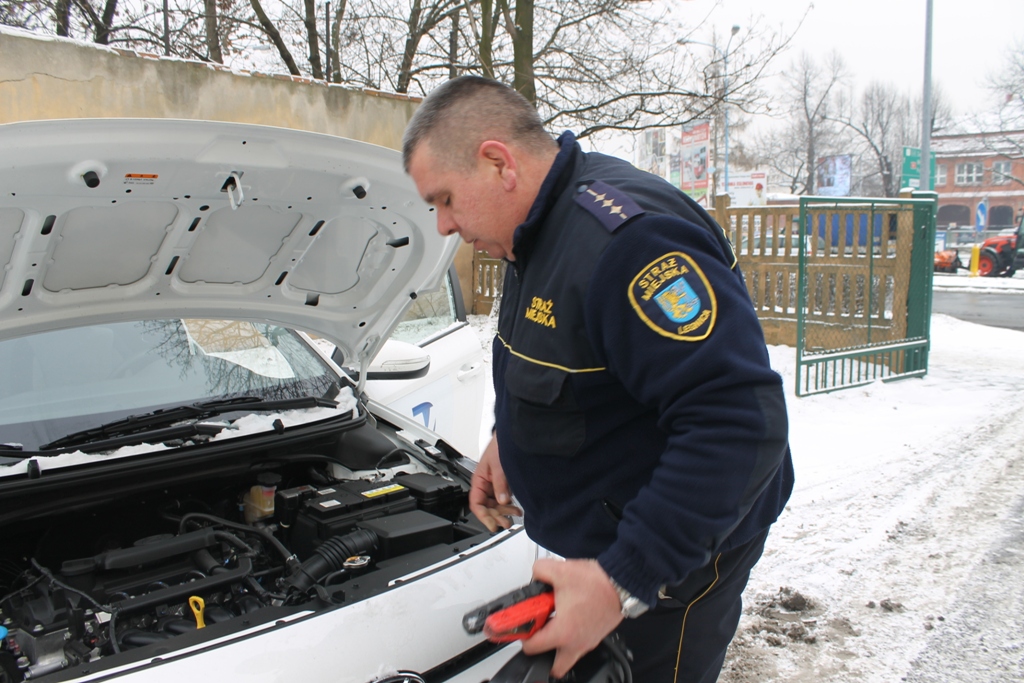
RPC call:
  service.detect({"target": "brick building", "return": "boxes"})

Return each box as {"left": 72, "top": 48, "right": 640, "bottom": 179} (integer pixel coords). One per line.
{"left": 932, "top": 129, "right": 1024, "bottom": 231}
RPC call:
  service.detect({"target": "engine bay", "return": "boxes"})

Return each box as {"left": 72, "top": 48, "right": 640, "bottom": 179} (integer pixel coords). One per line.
{"left": 0, "top": 418, "right": 488, "bottom": 682}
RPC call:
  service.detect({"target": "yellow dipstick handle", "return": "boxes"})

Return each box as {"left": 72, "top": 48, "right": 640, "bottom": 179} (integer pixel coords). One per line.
{"left": 189, "top": 596, "right": 206, "bottom": 629}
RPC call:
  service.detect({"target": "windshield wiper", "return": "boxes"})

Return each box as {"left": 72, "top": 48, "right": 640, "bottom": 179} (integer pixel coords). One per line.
{"left": 40, "top": 396, "right": 339, "bottom": 452}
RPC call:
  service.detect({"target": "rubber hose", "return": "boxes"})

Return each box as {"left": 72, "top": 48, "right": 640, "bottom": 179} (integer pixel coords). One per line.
{"left": 281, "top": 529, "right": 378, "bottom": 593}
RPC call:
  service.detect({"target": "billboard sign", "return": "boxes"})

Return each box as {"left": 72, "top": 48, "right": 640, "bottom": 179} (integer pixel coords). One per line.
{"left": 728, "top": 170, "right": 769, "bottom": 206}
{"left": 677, "top": 121, "right": 710, "bottom": 205}
{"left": 640, "top": 128, "right": 666, "bottom": 177}
{"left": 815, "top": 155, "right": 852, "bottom": 197}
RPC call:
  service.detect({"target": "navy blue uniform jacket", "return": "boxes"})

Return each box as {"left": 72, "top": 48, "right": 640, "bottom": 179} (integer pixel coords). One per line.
{"left": 492, "top": 132, "right": 794, "bottom": 607}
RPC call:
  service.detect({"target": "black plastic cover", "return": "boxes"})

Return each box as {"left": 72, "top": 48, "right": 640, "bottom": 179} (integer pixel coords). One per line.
{"left": 357, "top": 510, "right": 453, "bottom": 560}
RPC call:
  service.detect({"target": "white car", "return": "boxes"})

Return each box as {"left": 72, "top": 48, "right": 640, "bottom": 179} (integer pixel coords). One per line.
{"left": 0, "top": 119, "right": 533, "bottom": 683}
{"left": 352, "top": 265, "right": 487, "bottom": 462}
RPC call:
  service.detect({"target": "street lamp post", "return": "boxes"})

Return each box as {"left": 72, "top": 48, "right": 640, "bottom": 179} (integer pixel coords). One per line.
{"left": 679, "top": 25, "right": 740, "bottom": 196}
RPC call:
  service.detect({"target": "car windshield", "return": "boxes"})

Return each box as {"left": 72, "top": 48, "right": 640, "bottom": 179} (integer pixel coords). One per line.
{"left": 0, "top": 319, "right": 338, "bottom": 451}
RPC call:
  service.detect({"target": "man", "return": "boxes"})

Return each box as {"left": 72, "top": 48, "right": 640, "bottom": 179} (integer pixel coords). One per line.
{"left": 403, "top": 76, "right": 793, "bottom": 683}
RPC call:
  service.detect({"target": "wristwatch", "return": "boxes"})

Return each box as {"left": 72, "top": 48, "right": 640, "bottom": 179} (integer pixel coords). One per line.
{"left": 609, "top": 578, "right": 650, "bottom": 619}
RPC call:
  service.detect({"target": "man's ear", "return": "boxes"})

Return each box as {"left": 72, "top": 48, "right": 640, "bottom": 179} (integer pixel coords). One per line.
{"left": 478, "top": 140, "right": 517, "bottom": 191}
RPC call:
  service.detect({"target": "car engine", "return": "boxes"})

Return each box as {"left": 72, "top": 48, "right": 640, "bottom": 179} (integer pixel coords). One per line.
{"left": 0, "top": 425, "right": 486, "bottom": 682}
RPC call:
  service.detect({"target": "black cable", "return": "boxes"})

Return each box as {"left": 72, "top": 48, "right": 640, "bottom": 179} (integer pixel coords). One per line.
{"left": 109, "top": 608, "right": 121, "bottom": 654}
{"left": 244, "top": 576, "right": 286, "bottom": 602}
{"left": 212, "top": 530, "right": 257, "bottom": 557}
{"left": 601, "top": 635, "right": 633, "bottom": 683}
{"left": 29, "top": 559, "right": 112, "bottom": 615}
{"left": 27, "top": 558, "right": 128, "bottom": 657}
{"left": 0, "top": 572, "right": 44, "bottom": 608}
{"left": 179, "top": 513, "right": 297, "bottom": 571}
{"left": 321, "top": 569, "right": 348, "bottom": 587}
{"left": 374, "top": 447, "right": 409, "bottom": 471}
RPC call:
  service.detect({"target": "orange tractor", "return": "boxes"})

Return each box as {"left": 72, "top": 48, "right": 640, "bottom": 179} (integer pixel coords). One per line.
{"left": 935, "top": 214, "right": 1024, "bottom": 277}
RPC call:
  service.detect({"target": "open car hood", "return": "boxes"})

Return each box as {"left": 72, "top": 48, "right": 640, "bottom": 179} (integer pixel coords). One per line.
{"left": 0, "top": 118, "right": 452, "bottom": 370}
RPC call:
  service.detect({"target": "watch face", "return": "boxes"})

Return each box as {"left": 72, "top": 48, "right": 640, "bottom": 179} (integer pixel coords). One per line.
{"left": 610, "top": 579, "right": 648, "bottom": 618}
{"left": 618, "top": 598, "right": 643, "bottom": 618}
{"left": 621, "top": 596, "right": 649, "bottom": 619}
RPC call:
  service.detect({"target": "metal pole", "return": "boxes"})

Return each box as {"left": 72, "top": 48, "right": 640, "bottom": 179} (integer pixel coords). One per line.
{"left": 325, "top": 1, "right": 331, "bottom": 83}
{"left": 163, "top": 0, "right": 170, "bottom": 55}
{"left": 677, "top": 26, "right": 740, "bottom": 200}
{"left": 723, "top": 25, "right": 739, "bottom": 195}
{"left": 920, "top": 0, "right": 933, "bottom": 191}
{"left": 723, "top": 54, "right": 730, "bottom": 195}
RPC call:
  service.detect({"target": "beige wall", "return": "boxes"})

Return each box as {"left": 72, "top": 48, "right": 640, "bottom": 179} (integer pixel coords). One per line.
{"left": 0, "top": 29, "right": 418, "bottom": 150}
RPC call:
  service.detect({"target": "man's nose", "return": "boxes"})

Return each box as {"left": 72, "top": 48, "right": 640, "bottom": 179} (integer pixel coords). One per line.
{"left": 436, "top": 210, "right": 459, "bottom": 237}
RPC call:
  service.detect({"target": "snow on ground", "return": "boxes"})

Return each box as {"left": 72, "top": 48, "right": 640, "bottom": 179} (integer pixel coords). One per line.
{"left": 933, "top": 271, "right": 1024, "bottom": 293}
{"left": 467, "top": 293, "right": 1024, "bottom": 681}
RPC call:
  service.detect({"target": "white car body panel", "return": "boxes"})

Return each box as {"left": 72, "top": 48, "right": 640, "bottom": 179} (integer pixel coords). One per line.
{"left": 63, "top": 530, "right": 535, "bottom": 683}
{"left": 368, "top": 323, "right": 486, "bottom": 460}
{"left": 0, "top": 119, "right": 454, "bottom": 372}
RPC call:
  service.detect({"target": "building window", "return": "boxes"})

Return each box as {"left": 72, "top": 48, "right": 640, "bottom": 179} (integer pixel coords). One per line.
{"left": 992, "top": 161, "right": 1012, "bottom": 185}
{"left": 936, "top": 164, "right": 947, "bottom": 186}
{"left": 990, "top": 205, "right": 1015, "bottom": 228}
{"left": 937, "top": 204, "right": 971, "bottom": 228}
{"left": 955, "top": 162, "right": 983, "bottom": 185}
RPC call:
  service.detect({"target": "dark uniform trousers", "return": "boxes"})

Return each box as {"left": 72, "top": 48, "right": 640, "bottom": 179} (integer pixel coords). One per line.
{"left": 613, "top": 528, "right": 770, "bottom": 683}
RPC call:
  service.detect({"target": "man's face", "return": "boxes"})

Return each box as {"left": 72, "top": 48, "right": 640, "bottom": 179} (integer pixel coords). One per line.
{"left": 407, "top": 143, "right": 518, "bottom": 260}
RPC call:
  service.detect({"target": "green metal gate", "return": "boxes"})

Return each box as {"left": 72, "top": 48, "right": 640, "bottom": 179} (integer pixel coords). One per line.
{"left": 795, "top": 193, "right": 937, "bottom": 396}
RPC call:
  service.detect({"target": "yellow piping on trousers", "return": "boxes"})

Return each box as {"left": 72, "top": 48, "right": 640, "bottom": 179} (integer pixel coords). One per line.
{"left": 673, "top": 553, "right": 723, "bottom": 683}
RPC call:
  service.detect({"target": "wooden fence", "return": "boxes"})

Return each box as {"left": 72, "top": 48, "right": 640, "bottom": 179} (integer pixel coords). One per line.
{"left": 469, "top": 192, "right": 921, "bottom": 350}
{"left": 711, "top": 194, "right": 916, "bottom": 347}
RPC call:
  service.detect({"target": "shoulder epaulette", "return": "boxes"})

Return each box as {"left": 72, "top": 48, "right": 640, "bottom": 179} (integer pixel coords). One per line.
{"left": 573, "top": 180, "right": 645, "bottom": 233}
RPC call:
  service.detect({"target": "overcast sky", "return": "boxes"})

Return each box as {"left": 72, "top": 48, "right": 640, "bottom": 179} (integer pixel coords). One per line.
{"left": 674, "top": 0, "right": 1022, "bottom": 117}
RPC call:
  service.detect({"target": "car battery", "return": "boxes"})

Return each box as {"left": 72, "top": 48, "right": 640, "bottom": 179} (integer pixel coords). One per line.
{"left": 289, "top": 480, "right": 416, "bottom": 559}
{"left": 357, "top": 509, "right": 453, "bottom": 560}
{"left": 393, "top": 473, "right": 466, "bottom": 519}
{"left": 276, "top": 484, "right": 318, "bottom": 527}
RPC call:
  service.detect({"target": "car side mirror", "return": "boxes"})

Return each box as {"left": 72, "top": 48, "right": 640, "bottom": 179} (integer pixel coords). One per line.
{"left": 366, "top": 339, "right": 431, "bottom": 380}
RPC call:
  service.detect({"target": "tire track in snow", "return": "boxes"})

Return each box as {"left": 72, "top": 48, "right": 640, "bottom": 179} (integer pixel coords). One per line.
{"left": 722, "top": 398, "right": 1024, "bottom": 682}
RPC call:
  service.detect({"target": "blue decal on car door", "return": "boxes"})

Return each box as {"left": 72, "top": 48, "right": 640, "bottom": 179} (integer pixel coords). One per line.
{"left": 412, "top": 401, "right": 434, "bottom": 429}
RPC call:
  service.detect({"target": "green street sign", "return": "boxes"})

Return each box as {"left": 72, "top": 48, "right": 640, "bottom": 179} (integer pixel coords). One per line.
{"left": 901, "top": 146, "right": 936, "bottom": 190}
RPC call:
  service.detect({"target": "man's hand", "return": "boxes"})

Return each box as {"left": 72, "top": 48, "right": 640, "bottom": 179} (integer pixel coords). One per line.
{"left": 469, "top": 436, "right": 522, "bottom": 532}
{"left": 521, "top": 558, "right": 624, "bottom": 678}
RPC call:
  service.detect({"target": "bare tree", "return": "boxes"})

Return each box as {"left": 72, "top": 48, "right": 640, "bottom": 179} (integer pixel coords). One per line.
{"left": 328, "top": 0, "right": 348, "bottom": 82}
{"left": 203, "top": 0, "right": 223, "bottom": 62}
{"left": 302, "top": 0, "right": 323, "bottom": 77}
{"left": 976, "top": 40, "right": 1024, "bottom": 187}
{"left": 832, "top": 83, "right": 916, "bottom": 197}
{"left": 248, "top": 0, "right": 301, "bottom": 74}
{"left": 750, "top": 52, "right": 848, "bottom": 194}
{"left": 3, "top": 0, "right": 790, "bottom": 149}
{"left": 468, "top": 3, "right": 788, "bottom": 139}
{"left": 393, "top": 0, "right": 463, "bottom": 93}
{"left": 55, "top": 0, "right": 70, "bottom": 35}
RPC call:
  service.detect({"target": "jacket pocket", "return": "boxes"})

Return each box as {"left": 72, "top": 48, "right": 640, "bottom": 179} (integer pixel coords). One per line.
{"left": 503, "top": 357, "right": 586, "bottom": 457}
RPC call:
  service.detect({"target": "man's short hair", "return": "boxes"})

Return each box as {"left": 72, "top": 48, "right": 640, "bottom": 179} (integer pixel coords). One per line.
{"left": 402, "top": 76, "right": 555, "bottom": 172}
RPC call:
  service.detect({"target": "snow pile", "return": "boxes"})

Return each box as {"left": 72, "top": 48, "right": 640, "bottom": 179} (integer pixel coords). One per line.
{"left": 933, "top": 272, "right": 1024, "bottom": 293}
